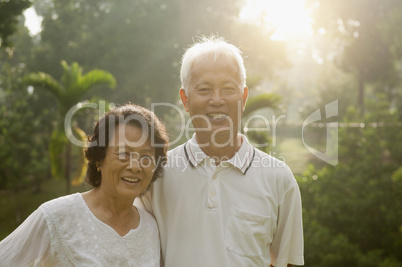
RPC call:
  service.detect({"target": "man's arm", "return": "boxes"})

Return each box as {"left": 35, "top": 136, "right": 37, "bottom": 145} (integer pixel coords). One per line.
{"left": 269, "top": 166, "right": 304, "bottom": 266}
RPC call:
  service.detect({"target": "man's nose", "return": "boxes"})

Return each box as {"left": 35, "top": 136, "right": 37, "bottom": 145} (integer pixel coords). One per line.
{"left": 208, "top": 90, "right": 225, "bottom": 106}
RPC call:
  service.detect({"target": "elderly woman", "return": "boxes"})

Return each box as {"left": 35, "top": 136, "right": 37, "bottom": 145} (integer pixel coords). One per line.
{"left": 0, "top": 104, "right": 169, "bottom": 266}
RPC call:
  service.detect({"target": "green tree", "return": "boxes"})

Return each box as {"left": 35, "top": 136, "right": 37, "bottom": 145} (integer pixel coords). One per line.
{"left": 24, "top": 61, "right": 116, "bottom": 193}
{"left": 0, "top": 19, "right": 54, "bottom": 223}
{"left": 0, "top": 60, "right": 52, "bottom": 225}
{"left": 30, "top": 0, "right": 288, "bottom": 110}
{"left": 306, "top": 0, "right": 402, "bottom": 115}
{"left": 243, "top": 93, "right": 281, "bottom": 117}
{"left": 241, "top": 92, "right": 281, "bottom": 153}
{"left": 0, "top": 0, "right": 31, "bottom": 48}
{"left": 299, "top": 98, "right": 402, "bottom": 266}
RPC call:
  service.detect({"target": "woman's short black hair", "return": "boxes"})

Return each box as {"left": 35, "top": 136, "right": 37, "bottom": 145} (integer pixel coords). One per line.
{"left": 84, "top": 103, "right": 169, "bottom": 187}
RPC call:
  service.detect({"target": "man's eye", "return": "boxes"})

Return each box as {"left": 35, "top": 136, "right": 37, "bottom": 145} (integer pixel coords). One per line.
{"left": 222, "top": 88, "right": 237, "bottom": 94}
{"left": 198, "top": 88, "right": 211, "bottom": 93}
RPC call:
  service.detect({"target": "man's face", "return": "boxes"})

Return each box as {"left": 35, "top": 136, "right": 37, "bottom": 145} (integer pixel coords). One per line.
{"left": 180, "top": 55, "right": 248, "bottom": 143}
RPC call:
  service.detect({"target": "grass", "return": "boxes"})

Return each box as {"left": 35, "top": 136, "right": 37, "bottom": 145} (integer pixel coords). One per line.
{"left": 0, "top": 179, "right": 87, "bottom": 240}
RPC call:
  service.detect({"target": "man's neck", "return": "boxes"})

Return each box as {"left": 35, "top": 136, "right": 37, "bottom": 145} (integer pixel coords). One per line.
{"left": 195, "top": 132, "right": 243, "bottom": 165}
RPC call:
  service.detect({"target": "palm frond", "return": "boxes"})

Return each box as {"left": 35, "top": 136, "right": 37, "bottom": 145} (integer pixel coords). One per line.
{"left": 25, "top": 61, "right": 117, "bottom": 193}
{"left": 243, "top": 93, "right": 281, "bottom": 117}
{"left": 61, "top": 61, "right": 83, "bottom": 92}
{"left": 23, "top": 72, "right": 64, "bottom": 100}
{"left": 71, "top": 126, "right": 88, "bottom": 186}
{"left": 78, "top": 69, "right": 116, "bottom": 93}
{"left": 63, "top": 68, "right": 116, "bottom": 108}
{"left": 49, "top": 129, "right": 68, "bottom": 180}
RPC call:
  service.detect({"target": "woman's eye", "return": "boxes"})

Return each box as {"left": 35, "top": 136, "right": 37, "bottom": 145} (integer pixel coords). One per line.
{"left": 139, "top": 155, "right": 155, "bottom": 167}
{"left": 118, "top": 152, "right": 130, "bottom": 160}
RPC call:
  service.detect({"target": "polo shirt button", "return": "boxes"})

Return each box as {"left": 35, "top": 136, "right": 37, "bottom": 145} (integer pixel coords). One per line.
{"left": 211, "top": 192, "right": 216, "bottom": 197}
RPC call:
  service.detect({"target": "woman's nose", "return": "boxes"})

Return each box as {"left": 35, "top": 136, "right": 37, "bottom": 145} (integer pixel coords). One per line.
{"left": 128, "top": 157, "right": 141, "bottom": 172}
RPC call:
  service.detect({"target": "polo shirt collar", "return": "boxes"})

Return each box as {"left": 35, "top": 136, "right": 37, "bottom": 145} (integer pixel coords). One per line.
{"left": 184, "top": 134, "right": 255, "bottom": 174}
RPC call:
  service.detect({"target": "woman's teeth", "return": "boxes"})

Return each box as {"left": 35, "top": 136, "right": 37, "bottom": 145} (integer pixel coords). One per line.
{"left": 122, "top": 177, "right": 140, "bottom": 183}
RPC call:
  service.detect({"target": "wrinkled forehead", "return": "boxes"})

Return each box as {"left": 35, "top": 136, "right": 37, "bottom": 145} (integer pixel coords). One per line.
{"left": 108, "top": 123, "right": 151, "bottom": 148}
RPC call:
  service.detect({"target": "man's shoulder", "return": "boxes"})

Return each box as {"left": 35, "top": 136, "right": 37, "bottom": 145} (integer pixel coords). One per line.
{"left": 248, "top": 147, "right": 297, "bottom": 184}
{"left": 251, "top": 147, "right": 289, "bottom": 170}
{"left": 164, "top": 143, "right": 192, "bottom": 173}
{"left": 167, "top": 143, "right": 186, "bottom": 156}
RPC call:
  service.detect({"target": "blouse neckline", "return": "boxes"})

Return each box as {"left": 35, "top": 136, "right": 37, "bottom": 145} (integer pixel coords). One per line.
{"left": 77, "top": 193, "right": 142, "bottom": 238}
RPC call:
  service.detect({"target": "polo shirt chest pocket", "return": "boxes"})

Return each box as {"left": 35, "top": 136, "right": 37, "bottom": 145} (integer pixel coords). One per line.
{"left": 225, "top": 206, "right": 273, "bottom": 258}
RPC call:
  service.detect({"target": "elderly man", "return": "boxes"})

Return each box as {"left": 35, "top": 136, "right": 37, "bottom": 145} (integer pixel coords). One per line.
{"left": 138, "top": 36, "right": 304, "bottom": 267}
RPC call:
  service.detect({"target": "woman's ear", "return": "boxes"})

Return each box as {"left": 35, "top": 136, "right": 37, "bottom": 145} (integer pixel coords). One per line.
{"left": 96, "top": 161, "right": 102, "bottom": 172}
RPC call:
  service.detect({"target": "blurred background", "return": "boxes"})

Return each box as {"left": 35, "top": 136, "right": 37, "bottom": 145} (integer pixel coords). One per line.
{"left": 0, "top": 0, "right": 401, "bottom": 266}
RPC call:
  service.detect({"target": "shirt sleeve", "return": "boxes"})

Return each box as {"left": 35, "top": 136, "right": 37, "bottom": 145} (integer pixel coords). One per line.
{"left": 135, "top": 191, "right": 163, "bottom": 266}
{"left": 0, "top": 208, "right": 52, "bottom": 267}
{"left": 270, "top": 168, "right": 304, "bottom": 267}
{"left": 135, "top": 190, "right": 154, "bottom": 215}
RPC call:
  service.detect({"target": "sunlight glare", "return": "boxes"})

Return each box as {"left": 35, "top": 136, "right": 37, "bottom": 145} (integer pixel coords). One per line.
{"left": 24, "top": 7, "right": 43, "bottom": 36}
{"left": 240, "top": 0, "right": 313, "bottom": 41}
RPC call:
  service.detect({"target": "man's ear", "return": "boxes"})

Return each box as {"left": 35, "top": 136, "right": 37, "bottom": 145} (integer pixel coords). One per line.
{"left": 242, "top": 87, "right": 248, "bottom": 111}
{"left": 180, "top": 88, "right": 189, "bottom": 112}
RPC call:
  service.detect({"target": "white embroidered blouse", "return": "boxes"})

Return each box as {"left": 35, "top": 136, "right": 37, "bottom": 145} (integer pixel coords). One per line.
{"left": 0, "top": 193, "right": 160, "bottom": 266}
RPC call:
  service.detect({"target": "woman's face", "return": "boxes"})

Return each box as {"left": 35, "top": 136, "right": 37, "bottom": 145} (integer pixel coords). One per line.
{"left": 99, "top": 124, "right": 156, "bottom": 200}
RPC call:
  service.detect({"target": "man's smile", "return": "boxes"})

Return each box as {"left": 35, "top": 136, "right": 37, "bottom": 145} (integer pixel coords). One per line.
{"left": 207, "top": 112, "right": 228, "bottom": 121}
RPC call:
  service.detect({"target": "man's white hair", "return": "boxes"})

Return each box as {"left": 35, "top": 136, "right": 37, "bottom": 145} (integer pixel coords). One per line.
{"left": 180, "top": 35, "right": 247, "bottom": 94}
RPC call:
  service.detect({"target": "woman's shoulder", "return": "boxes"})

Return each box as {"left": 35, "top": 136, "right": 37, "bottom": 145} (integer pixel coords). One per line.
{"left": 39, "top": 193, "right": 83, "bottom": 216}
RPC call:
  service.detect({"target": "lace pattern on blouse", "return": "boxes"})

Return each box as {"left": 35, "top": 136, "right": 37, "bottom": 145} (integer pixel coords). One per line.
{"left": 1, "top": 193, "right": 160, "bottom": 266}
